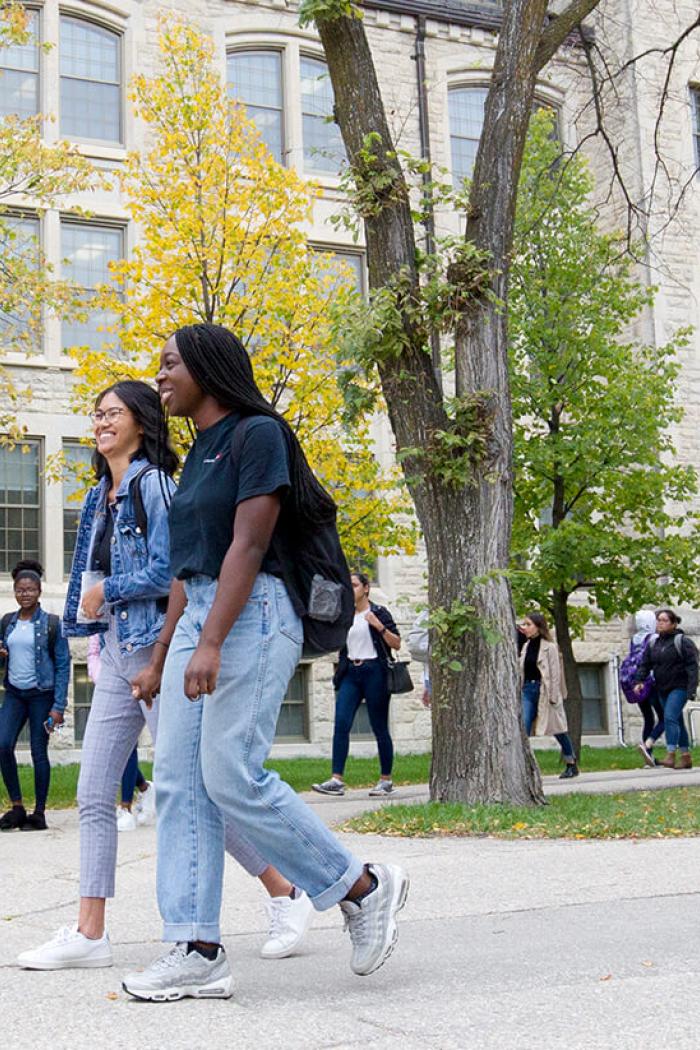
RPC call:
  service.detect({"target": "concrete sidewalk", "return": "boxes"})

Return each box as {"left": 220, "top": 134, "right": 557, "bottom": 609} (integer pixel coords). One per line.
{"left": 3, "top": 777, "right": 700, "bottom": 1050}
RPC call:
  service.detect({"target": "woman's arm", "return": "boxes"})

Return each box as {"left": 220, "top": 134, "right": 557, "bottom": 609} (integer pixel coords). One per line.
{"left": 366, "top": 606, "right": 401, "bottom": 651}
{"left": 683, "top": 636, "right": 699, "bottom": 697}
{"left": 130, "top": 579, "right": 187, "bottom": 705}
{"left": 51, "top": 631, "right": 72, "bottom": 712}
{"left": 182, "top": 493, "right": 282, "bottom": 700}
{"left": 547, "top": 643, "right": 562, "bottom": 702}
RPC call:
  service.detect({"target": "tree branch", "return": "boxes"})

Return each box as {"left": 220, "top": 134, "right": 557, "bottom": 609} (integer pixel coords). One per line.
{"left": 535, "top": 0, "right": 602, "bottom": 71}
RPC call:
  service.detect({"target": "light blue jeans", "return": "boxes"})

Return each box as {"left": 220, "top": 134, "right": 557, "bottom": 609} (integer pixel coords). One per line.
{"left": 155, "top": 573, "right": 364, "bottom": 943}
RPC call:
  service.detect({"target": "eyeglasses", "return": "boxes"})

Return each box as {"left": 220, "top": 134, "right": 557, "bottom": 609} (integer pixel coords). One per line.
{"left": 90, "top": 407, "right": 127, "bottom": 425}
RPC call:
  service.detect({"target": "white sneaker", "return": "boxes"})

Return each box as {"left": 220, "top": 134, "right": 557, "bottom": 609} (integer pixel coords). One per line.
{"left": 117, "top": 807, "right": 137, "bottom": 832}
{"left": 17, "top": 925, "right": 112, "bottom": 970}
{"left": 122, "top": 943, "right": 233, "bottom": 1002}
{"left": 368, "top": 780, "right": 394, "bottom": 797}
{"left": 135, "top": 782, "right": 156, "bottom": 826}
{"left": 339, "top": 863, "right": 409, "bottom": 976}
{"left": 261, "top": 891, "right": 315, "bottom": 959}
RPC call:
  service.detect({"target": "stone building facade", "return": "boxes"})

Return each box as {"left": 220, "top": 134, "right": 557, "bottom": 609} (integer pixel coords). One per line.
{"left": 1, "top": 0, "right": 699, "bottom": 761}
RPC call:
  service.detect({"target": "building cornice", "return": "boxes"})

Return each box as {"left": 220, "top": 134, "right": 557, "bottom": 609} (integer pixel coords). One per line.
{"left": 364, "top": 0, "right": 503, "bottom": 31}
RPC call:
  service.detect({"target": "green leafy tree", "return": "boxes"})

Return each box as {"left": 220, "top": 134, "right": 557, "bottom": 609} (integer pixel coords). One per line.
{"left": 510, "top": 112, "right": 699, "bottom": 751}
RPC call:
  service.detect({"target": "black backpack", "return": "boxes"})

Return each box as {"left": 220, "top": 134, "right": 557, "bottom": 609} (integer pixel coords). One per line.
{"left": 1, "top": 611, "right": 59, "bottom": 660}
{"left": 231, "top": 418, "right": 353, "bottom": 658}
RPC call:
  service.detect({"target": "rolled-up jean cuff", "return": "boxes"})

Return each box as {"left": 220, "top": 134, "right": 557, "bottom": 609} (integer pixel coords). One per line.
{"left": 162, "top": 921, "right": 221, "bottom": 944}
{"left": 309, "top": 857, "right": 366, "bottom": 911}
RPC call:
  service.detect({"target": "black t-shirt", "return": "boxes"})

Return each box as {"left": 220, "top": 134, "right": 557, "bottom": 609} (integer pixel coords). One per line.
{"left": 92, "top": 503, "right": 114, "bottom": 575}
{"left": 169, "top": 412, "right": 291, "bottom": 581}
{"left": 523, "top": 636, "right": 542, "bottom": 682}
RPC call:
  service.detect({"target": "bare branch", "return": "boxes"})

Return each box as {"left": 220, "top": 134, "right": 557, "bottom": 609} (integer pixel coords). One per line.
{"left": 535, "top": 0, "right": 602, "bottom": 71}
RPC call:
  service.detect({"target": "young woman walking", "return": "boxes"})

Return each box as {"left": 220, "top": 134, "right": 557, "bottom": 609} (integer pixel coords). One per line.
{"left": 0, "top": 560, "right": 71, "bottom": 831}
{"left": 123, "top": 323, "right": 409, "bottom": 1001}
{"left": 18, "top": 381, "right": 310, "bottom": 971}
{"left": 312, "top": 572, "right": 400, "bottom": 797}
{"left": 519, "top": 612, "right": 579, "bottom": 779}
{"left": 634, "top": 609, "right": 698, "bottom": 769}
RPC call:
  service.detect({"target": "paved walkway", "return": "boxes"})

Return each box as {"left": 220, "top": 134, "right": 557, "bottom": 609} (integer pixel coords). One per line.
{"left": 3, "top": 769, "right": 700, "bottom": 1050}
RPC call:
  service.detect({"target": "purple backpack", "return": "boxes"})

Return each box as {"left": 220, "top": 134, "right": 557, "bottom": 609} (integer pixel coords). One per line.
{"left": 619, "top": 634, "right": 654, "bottom": 703}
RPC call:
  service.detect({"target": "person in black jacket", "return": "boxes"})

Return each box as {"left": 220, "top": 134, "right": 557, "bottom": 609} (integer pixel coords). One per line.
{"left": 313, "top": 573, "right": 401, "bottom": 798}
{"left": 634, "top": 608, "right": 698, "bottom": 769}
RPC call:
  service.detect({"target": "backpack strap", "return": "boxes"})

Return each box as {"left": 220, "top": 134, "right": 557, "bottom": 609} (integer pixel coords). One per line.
{"left": 0, "top": 611, "right": 12, "bottom": 645}
{"left": 47, "top": 613, "right": 59, "bottom": 661}
{"left": 129, "top": 464, "right": 160, "bottom": 540}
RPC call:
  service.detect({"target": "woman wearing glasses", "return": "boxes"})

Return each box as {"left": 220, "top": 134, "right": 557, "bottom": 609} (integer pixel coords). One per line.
{"left": 18, "top": 381, "right": 314, "bottom": 971}
{"left": 0, "top": 560, "right": 71, "bottom": 831}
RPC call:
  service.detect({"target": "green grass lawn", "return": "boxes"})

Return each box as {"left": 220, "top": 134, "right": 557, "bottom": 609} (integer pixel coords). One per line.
{"left": 345, "top": 788, "right": 700, "bottom": 840}
{"left": 1, "top": 744, "right": 695, "bottom": 811}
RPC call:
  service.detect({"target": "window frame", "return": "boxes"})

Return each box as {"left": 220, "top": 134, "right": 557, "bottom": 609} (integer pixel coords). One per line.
{"left": 58, "top": 12, "right": 124, "bottom": 147}
{"left": 61, "top": 439, "right": 92, "bottom": 578}
{"left": 72, "top": 661, "right": 95, "bottom": 744}
{"left": 0, "top": 4, "right": 41, "bottom": 120}
{"left": 0, "top": 209, "right": 42, "bottom": 351}
{"left": 59, "top": 215, "right": 126, "bottom": 355}
{"left": 0, "top": 436, "right": 43, "bottom": 575}
{"left": 299, "top": 51, "right": 346, "bottom": 178}
{"left": 226, "top": 46, "right": 286, "bottom": 165}
{"left": 274, "top": 663, "right": 310, "bottom": 743}
{"left": 577, "top": 662, "right": 609, "bottom": 736}
{"left": 691, "top": 86, "right": 700, "bottom": 171}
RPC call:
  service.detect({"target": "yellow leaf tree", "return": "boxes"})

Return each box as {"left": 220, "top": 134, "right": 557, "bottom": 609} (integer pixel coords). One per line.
{"left": 70, "top": 16, "right": 414, "bottom": 565}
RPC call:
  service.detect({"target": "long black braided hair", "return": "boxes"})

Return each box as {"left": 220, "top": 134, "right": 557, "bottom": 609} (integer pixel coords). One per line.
{"left": 173, "top": 323, "right": 337, "bottom": 527}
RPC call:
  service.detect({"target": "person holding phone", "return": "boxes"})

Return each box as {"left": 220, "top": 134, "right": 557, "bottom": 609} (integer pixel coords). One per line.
{"left": 0, "top": 560, "right": 71, "bottom": 831}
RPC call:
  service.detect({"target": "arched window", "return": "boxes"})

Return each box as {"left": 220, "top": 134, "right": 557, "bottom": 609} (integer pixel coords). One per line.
{"left": 227, "top": 50, "right": 284, "bottom": 164}
{"left": 448, "top": 86, "right": 488, "bottom": 186}
{"left": 59, "top": 16, "right": 121, "bottom": 144}
{"left": 300, "top": 55, "right": 345, "bottom": 175}
{"left": 0, "top": 7, "right": 39, "bottom": 119}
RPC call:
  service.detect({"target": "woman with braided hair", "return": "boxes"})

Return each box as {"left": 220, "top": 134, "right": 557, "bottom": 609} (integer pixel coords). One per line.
{"left": 123, "top": 323, "right": 408, "bottom": 1002}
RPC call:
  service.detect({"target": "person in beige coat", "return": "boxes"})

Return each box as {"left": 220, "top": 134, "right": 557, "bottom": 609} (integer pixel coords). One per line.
{"left": 519, "top": 611, "right": 579, "bottom": 779}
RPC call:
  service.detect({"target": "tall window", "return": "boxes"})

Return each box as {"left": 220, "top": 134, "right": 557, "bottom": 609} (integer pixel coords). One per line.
{"left": 274, "top": 665, "right": 309, "bottom": 741}
{"left": 315, "top": 248, "right": 365, "bottom": 295}
{"left": 300, "top": 56, "right": 345, "bottom": 175}
{"left": 578, "top": 664, "right": 608, "bottom": 734}
{"left": 0, "top": 213, "right": 39, "bottom": 344}
{"left": 227, "top": 50, "right": 284, "bottom": 164}
{"left": 0, "top": 7, "right": 39, "bottom": 119}
{"left": 61, "top": 220, "right": 123, "bottom": 352}
{"left": 63, "top": 441, "right": 92, "bottom": 576}
{"left": 59, "top": 16, "right": 121, "bottom": 144}
{"left": 73, "top": 664, "right": 94, "bottom": 743}
{"left": 0, "top": 440, "right": 41, "bottom": 573}
{"left": 692, "top": 88, "right": 700, "bottom": 169}
{"left": 448, "top": 86, "right": 488, "bottom": 186}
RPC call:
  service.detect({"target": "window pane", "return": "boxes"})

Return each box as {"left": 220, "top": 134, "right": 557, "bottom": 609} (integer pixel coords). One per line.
{"left": 693, "top": 89, "right": 700, "bottom": 167}
{"left": 0, "top": 214, "right": 40, "bottom": 343}
{"left": 61, "top": 221, "right": 123, "bottom": 352}
{"left": 0, "top": 9, "right": 38, "bottom": 118}
{"left": 227, "top": 51, "right": 284, "bottom": 163}
{"left": 300, "top": 56, "right": 345, "bottom": 175}
{"left": 577, "top": 664, "right": 607, "bottom": 734}
{"left": 0, "top": 441, "right": 41, "bottom": 573}
{"left": 63, "top": 442, "right": 92, "bottom": 576}
{"left": 314, "top": 249, "right": 364, "bottom": 295}
{"left": 59, "top": 16, "right": 121, "bottom": 143}
{"left": 274, "top": 665, "right": 309, "bottom": 741}
{"left": 73, "top": 663, "right": 94, "bottom": 743}
{"left": 448, "top": 87, "right": 487, "bottom": 186}
{"left": 350, "top": 700, "right": 372, "bottom": 737}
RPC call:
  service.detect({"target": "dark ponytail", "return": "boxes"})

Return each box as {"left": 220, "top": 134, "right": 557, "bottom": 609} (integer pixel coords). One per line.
{"left": 173, "top": 324, "right": 337, "bottom": 527}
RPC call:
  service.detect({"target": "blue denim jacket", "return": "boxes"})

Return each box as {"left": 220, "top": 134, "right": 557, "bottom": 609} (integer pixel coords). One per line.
{"left": 3, "top": 606, "right": 72, "bottom": 712}
{"left": 63, "top": 457, "right": 176, "bottom": 656}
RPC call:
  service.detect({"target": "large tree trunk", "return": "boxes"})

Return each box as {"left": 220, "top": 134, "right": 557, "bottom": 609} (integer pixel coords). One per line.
{"left": 552, "top": 589, "right": 584, "bottom": 757}
{"left": 316, "top": 3, "right": 553, "bottom": 804}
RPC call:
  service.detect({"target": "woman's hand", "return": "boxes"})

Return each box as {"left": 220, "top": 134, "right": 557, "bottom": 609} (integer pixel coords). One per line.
{"left": 421, "top": 687, "right": 431, "bottom": 709}
{"left": 81, "top": 581, "right": 106, "bottom": 620}
{"left": 633, "top": 682, "right": 644, "bottom": 696}
{"left": 183, "top": 642, "right": 221, "bottom": 701}
{"left": 131, "top": 664, "right": 163, "bottom": 708}
{"left": 46, "top": 709, "right": 64, "bottom": 732}
{"left": 365, "top": 610, "right": 384, "bottom": 632}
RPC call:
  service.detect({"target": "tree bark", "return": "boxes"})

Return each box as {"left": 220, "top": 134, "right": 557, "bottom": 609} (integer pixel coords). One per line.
{"left": 315, "top": 3, "right": 571, "bottom": 805}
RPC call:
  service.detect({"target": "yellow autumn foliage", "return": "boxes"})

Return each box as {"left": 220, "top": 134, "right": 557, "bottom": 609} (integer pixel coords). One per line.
{"left": 69, "top": 16, "right": 414, "bottom": 565}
